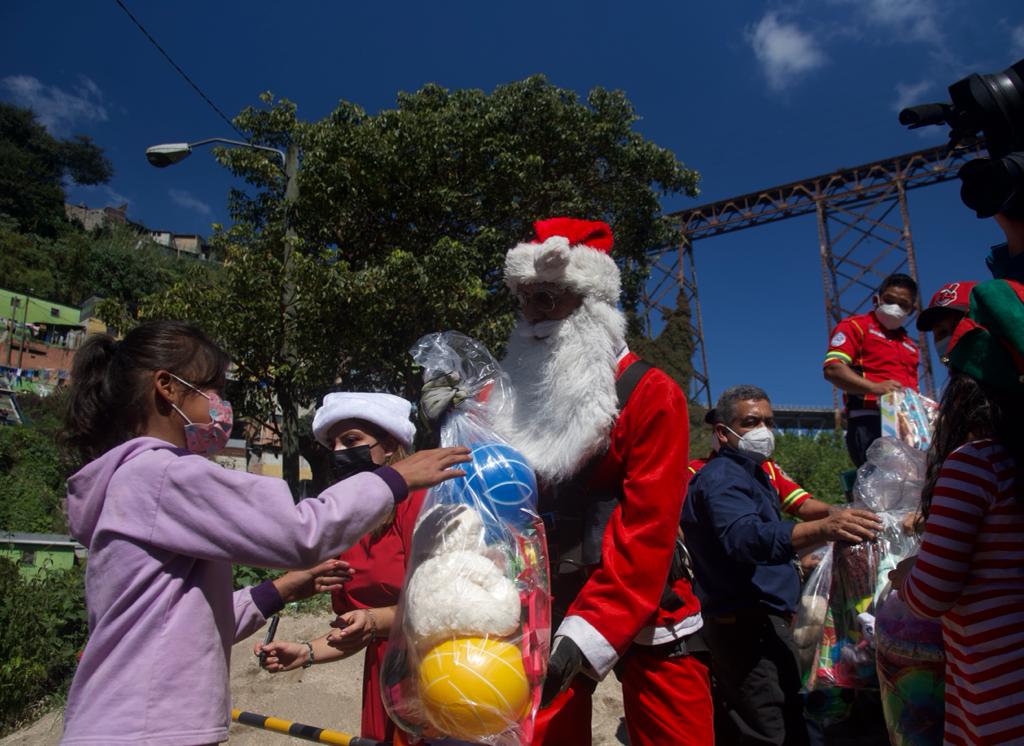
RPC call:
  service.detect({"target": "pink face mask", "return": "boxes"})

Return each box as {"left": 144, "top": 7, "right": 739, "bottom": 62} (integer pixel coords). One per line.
{"left": 169, "top": 373, "right": 234, "bottom": 456}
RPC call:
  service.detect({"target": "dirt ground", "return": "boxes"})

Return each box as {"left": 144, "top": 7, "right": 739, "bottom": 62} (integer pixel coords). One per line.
{"left": 1, "top": 612, "right": 628, "bottom": 746}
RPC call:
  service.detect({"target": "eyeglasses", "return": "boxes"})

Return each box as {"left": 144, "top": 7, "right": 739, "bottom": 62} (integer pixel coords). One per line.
{"left": 514, "top": 287, "right": 562, "bottom": 313}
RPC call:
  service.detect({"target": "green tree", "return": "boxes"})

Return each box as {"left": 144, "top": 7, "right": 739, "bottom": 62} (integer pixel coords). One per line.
{"left": 772, "top": 430, "right": 853, "bottom": 504}
{"left": 136, "top": 77, "right": 700, "bottom": 496}
{"left": 0, "top": 103, "right": 112, "bottom": 237}
{"left": 0, "top": 425, "right": 67, "bottom": 533}
{"left": 0, "top": 561, "right": 87, "bottom": 734}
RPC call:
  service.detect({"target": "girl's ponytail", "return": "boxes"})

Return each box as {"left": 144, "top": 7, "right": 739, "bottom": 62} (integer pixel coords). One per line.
{"left": 64, "top": 334, "right": 122, "bottom": 460}
{"left": 63, "top": 320, "right": 229, "bottom": 462}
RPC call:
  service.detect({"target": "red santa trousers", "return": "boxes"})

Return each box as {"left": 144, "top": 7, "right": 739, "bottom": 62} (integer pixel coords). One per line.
{"left": 532, "top": 650, "right": 713, "bottom": 746}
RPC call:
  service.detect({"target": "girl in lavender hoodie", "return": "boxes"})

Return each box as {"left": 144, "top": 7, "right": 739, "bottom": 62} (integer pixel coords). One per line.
{"left": 59, "top": 320, "right": 470, "bottom": 745}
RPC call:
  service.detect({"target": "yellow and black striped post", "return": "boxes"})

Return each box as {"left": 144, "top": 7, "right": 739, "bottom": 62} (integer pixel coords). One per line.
{"left": 231, "top": 708, "right": 386, "bottom": 746}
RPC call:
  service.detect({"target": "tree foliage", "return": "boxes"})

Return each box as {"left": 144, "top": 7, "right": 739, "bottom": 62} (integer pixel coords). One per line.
{"left": 0, "top": 219, "right": 200, "bottom": 311}
{"left": 0, "top": 424, "right": 68, "bottom": 533}
{"left": 773, "top": 430, "right": 854, "bottom": 504}
{"left": 134, "top": 77, "right": 699, "bottom": 492}
{"left": 0, "top": 103, "right": 112, "bottom": 237}
{"left": 0, "top": 561, "right": 87, "bottom": 735}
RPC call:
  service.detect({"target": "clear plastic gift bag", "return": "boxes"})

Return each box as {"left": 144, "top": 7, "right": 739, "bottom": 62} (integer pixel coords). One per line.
{"left": 795, "top": 544, "right": 837, "bottom": 688}
{"left": 829, "top": 501, "right": 922, "bottom": 691}
{"left": 381, "top": 332, "right": 551, "bottom": 746}
{"left": 853, "top": 437, "right": 927, "bottom": 514}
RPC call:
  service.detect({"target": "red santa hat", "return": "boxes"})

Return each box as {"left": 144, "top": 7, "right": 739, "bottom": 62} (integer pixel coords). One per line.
{"left": 503, "top": 217, "right": 620, "bottom": 305}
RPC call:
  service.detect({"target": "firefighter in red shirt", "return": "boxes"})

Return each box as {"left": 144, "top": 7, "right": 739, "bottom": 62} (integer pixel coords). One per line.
{"left": 823, "top": 273, "right": 920, "bottom": 466}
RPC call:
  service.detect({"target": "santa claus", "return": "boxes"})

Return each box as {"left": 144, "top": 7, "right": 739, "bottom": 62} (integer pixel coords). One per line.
{"left": 491, "top": 218, "right": 713, "bottom": 746}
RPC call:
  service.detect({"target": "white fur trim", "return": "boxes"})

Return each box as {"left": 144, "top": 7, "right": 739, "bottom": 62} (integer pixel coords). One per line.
{"left": 557, "top": 614, "right": 619, "bottom": 679}
{"left": 633, "top": 611, "right": 703, "bottom": 646}
{"left": 505, "top": 236, "right": 620, "bottom": 304}
{"left": 404, "top": 550, "right": 521, "bottom": 649}
{"left": 312, "top": 392, "right": 415, "bottom": 448}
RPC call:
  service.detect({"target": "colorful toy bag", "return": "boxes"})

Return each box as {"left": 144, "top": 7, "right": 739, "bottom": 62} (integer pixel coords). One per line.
{"left": 880, "top": 388, "right": 938, "bottom": 451}
{"left": 381, "top": 332, "right": 551, "bottom": 746}
{"left": 875, "top": 587, "right": 945, "bottom": 746}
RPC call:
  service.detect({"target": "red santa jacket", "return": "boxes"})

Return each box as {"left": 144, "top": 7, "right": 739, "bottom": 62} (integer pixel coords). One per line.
{"left": 557, "top": 352, "right": 699, "bottom": 677}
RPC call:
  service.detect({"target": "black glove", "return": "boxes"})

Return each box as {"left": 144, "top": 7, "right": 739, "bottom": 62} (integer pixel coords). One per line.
{"left": 540, "top": 635, "right": 585, "bottom": 707}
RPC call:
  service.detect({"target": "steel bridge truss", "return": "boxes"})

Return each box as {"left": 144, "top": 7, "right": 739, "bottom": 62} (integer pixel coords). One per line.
{"left": 638, "top": 142, "right": 985, "bottom": 410}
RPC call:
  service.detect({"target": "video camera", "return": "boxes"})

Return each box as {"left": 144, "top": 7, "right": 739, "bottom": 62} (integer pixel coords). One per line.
{"left": 899, "top": 58, "right": 1024, "bottom": 219}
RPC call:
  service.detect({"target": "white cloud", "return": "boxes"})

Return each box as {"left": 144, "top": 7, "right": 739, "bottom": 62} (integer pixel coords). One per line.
{"left": 66, "top": 183, "right": 130, "bottom": 209}
{"left": 746, "top": 13, "right": 827, "bottom": 92}
{"left": 859, "top": 0, "right": 942, "bottom": 45}
{"left": 0, "top": 75, "right": 108, "bottom": 134}
{"left": 893, "top": 79, "right": 932, "bottom": 113}
{"left": 169, "top": 189, "right": 212, "bottom": 216}
{"left": 1012, "top": 23, "right": 1024, "bottom": 56}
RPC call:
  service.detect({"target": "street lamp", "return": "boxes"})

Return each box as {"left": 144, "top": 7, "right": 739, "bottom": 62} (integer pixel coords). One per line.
{"left": 145, "top": 135, "right": 303, "bottom": 499}
{"left": 145, "top": 138, "right": 286, "bottom": 169}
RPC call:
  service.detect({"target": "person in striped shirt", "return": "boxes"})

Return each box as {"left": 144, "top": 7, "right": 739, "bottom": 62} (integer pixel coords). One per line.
{"left": 890, "top": 279, "right": 1024, "bottom": 745}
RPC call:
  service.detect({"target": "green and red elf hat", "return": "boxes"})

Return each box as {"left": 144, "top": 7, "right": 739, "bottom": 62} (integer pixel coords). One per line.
{"left": 947, "top": 279, "right": 1024, "bottom": 391}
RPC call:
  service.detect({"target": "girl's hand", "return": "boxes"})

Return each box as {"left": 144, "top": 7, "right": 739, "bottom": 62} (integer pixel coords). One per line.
{"left": 254, "top": 640, "right": 309, "bottom": 672}
{"left": 888, "top": 556, "right": 917, "bottom": 596}
{"left": 390, "top": 447, "right": 471, "bottom": 491}
{"left": 272, "top": 559, "right": 353, "bottom": 603}
{"left": 325, "top": 610, "right": 376, "bottom": 654}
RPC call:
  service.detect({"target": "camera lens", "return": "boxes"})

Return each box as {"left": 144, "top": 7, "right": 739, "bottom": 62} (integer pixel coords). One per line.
{"left": 959, "top": 154, "right": 1024, "bottom": 218}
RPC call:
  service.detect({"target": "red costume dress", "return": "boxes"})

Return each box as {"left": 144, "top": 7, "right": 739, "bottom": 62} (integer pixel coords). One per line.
{"left": 534, "top": 352, "right": 713, "bottom": 746}
{"left": 332, "top": 489, "right": 425, "bottom": 740}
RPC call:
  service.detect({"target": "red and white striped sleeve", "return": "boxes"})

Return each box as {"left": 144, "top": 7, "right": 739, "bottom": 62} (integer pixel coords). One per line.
{"left": 902, "top": 445, "right": 995, "bottom": 618}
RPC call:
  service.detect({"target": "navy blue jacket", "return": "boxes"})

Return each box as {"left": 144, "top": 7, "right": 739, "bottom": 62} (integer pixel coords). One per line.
{"left": 681, "top": 445, "right": 800, "bottom": 616}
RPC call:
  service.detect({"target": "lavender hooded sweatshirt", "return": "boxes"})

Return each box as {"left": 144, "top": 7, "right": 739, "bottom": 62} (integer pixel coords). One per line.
{"left": 60, "top": 437, "right": 406, "bottom": 745}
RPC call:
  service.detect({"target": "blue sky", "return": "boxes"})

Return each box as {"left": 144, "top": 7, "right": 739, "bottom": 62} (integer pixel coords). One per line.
{"left": 3, "top": 1, "right": 1023, "bottom": 408}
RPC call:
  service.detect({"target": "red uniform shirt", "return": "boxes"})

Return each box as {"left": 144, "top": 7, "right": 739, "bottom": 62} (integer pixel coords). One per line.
{"left": 689, "top": 454, "right": 811, "bottom": 516}
{"left": 824, "top": 311, "right": 919, "bottom": 411}
{"left": 331, "top": 488, "right": 425, "bottom": 740}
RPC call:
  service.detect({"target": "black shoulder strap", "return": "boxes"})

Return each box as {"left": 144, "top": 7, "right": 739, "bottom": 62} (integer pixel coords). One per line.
{"left": 616, "top": 359, "right": 654, "bottom": 410}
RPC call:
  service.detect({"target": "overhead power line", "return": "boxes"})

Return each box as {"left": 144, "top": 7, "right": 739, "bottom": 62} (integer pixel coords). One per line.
{"left": 113, "top": 0, "right": 246, "bottom": 140}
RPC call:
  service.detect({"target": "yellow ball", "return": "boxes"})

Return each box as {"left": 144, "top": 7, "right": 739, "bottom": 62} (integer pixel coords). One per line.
{"left": 418, "top": 636, "right": 531, "bottom": 739}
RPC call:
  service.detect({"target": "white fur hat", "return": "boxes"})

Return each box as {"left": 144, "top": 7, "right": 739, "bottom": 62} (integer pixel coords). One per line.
{"left": 504, "top": 217, "right": 620, "bottom": 305}
{"left": 312, "top": 392, "right": 415, "bottom": 448}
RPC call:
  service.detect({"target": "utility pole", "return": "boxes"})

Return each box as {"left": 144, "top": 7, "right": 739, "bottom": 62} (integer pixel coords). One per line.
{"left": 278, "top": 143, "right": 302, "bottom": 500}
{"left": 16, "top": 291, "right": 31, "bottom": 370}
{"left": 146, "top": 137, "right": 305, "bottom": 499}
{"left": 5, "top": 300, "right": 17, "bottom": 367}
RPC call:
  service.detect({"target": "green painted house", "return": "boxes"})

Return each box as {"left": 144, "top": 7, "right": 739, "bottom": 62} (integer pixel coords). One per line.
{"left": 0, "top": 532, "right": 86, "bottom": 578}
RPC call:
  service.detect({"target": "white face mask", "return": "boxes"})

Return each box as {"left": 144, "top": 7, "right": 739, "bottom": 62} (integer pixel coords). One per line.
{"left": 934, "top": 335, "right": 952, "bottom": 362}
{"left": 725, "top": 425, "right": 775, "bottom": 462}
{"left": 874, "top": 299, "right": 910, "bottom": 330}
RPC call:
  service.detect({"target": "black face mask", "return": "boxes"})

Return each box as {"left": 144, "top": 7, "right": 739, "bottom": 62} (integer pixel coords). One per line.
{"left": 330, "top": 443, "right": 378, "bottom": 483}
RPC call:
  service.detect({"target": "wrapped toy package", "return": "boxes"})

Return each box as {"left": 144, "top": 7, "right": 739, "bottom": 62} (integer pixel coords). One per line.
{"left": 381, "top": 332, "right": 550, "bottom": 746}
{"left": 880, "top": 388, "right": 938, "bottom": 450}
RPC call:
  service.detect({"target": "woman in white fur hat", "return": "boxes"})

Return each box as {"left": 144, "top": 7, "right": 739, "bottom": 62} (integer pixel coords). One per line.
{"left": 255, "top": 392, "right": 426, "bottom": 741}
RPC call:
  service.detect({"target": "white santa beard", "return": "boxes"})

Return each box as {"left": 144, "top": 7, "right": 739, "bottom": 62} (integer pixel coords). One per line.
{"left": 492, "top": 298, "right": 625, "bottom": 483}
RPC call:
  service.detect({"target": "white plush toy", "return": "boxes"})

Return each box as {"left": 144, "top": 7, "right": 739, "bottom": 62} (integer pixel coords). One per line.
{"left": 404, "top": 504, "right": 520, "bottom": 649}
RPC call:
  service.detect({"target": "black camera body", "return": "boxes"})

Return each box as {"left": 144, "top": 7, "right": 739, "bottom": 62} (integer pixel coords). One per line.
{"left": 899, "top": 58, "right": 1024, "bottom": 219}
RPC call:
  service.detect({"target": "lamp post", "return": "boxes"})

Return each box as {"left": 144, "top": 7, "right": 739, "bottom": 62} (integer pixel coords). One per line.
{"left": 146, "top": 137, "right": 304, "bottom": 500}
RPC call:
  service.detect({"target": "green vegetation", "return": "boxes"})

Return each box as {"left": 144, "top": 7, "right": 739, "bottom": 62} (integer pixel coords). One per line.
{"left": 0, "top": 103, "right": 111, "bottom": 238}
{"left": 0, "top": 560, "right": 87, "bottom": 735}
{"left": 773, "top": 430, "right": 854, "bottom": 504}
